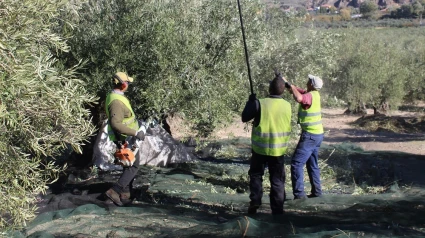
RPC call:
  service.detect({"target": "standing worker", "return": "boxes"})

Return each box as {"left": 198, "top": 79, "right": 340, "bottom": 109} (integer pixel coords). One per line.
{"left": 104, "top": 72, "right": 146, "bottom": 206}
{"left": 283, "top": 74, "right": 324, "bottom": 199}
{"left": 242, "top": 74, "right": 292, "bottom": 215}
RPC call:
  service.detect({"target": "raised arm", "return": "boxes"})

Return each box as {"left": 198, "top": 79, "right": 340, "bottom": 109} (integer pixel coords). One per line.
{"left": 282, "top": 77, "right": 304, "bottom": 103}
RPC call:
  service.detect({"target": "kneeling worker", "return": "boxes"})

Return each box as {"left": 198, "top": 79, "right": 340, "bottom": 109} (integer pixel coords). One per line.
{"left": 241, "top": 73, "right": 292, "bottom": 215}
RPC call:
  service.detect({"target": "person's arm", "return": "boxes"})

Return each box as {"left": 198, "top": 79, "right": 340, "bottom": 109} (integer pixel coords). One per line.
{"left": 291, "top": 86, "right": 312, "bottom": 109}
{"left": 108, "top": 100, "right": 138, "bottom": 136}
{"left": 282, "top": 77, "right": 312, "bottom": 106}
{"left": 241, "top": 99, "right": 259, "bottom": 122}
{"left": 289, "top": 85, "right": 304, "bottom": 103}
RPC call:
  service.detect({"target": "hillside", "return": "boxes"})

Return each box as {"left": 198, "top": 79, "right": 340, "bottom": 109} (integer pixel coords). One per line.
{"left": 264, "top": 0, "right": 416, "bottom": 9}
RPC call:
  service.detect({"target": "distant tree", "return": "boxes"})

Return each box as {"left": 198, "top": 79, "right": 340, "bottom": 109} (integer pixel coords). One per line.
{"left": 340, "top": 8, "right": 352, "bottom": 20}
{"left": 390, "top": 3, "right": 422, "bottom": 18}
{"left": 329, "top": 29, "right": 419, "bottom": 114}
{"left": 412, "top": 1, "right": 424, "bottom": 17}
{"left": 400, "top": 31, "right": 425, "bottom": 101}
{"left": 360, "top": 1, "right": 379, "bottom": 18}
{"left": 399, "top": 4, "right": 414, "bottom": 17}
{"left": 295, "top": 7, "right": 308, "bottom": 17}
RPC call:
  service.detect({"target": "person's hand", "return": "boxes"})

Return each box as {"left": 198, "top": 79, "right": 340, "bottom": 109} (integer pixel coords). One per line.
{"left": 135, "top": 130, "right": 145, "bottom": 140}
{"left": 275, "top": 70, "right": 291, "bottom": 88}
{"left": 282, "top": 76, "right": 291, "bottom": 89}
{"left": 249, "top": 93, "right": 257, "bottom": 102}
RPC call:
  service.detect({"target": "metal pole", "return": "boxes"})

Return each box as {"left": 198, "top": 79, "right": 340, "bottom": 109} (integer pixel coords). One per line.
{"left": 237, "top": 0, "right": 254, "bottom": 95}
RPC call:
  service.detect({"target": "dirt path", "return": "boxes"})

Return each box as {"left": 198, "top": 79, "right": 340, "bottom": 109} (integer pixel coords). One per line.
{"left": 322, "top": 108, "right": 425, "bottom": 155}
{"left": 207, "top": 107, "right": 425, "bottom": 155}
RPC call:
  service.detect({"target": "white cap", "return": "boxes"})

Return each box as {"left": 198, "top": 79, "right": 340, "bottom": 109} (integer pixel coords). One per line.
{"left": 308, "top": 74, "right": 323, "bottom": 90}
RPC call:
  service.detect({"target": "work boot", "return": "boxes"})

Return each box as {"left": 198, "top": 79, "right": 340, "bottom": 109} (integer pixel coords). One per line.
{"left": 272, "top": 210, "right": 285, "bottom": 215}
{"left": 247, "top": 205, "right": 260, "bottom": 215}
{"left": 307, "top": 194, "right": 321, "bottom": 198}
{"left": 120, "top": 191, "right": 132, "bottom": 204}
{"left": 105, "top": 188, "right": 123, "bottom": 206}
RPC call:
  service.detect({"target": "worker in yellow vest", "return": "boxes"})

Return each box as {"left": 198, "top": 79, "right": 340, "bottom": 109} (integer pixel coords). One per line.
{"left": 284, "top": 74, "right": 324, "bottom": 199}
{"left": 104, "top": 72, "right": 145, "bottom": 206}
{"left": 242, "top": 74, "right": 291, "bottom": 215}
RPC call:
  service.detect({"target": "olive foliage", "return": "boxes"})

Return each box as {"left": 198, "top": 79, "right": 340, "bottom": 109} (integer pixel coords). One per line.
{"left": 62, "top": 0, "right": 335, "bottom": 136}
{"left": 329, "top": 28, "right": 425, "bottom": 113}
{"left": 0, "top": 0, "right": 97, "bottom": 229}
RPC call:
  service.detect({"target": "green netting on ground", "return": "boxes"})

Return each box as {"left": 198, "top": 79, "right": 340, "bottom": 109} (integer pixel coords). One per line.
{"left": 10, "top": 194, "right": 425, "bottom": 238}
{"left": 9, "top": 142, "right": 425, "bottom": 237}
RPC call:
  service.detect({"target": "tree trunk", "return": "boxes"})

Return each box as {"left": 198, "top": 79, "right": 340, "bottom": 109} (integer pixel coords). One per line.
{"left": 373, "top": 101, "right": 389, "bottom": 115}
{"left": 344, "top": 102, "right": 367, "bottom": 115}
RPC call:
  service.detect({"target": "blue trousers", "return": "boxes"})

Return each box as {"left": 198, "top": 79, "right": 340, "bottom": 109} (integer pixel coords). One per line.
{"left": 291, "top": 131, "right": 323, "bottom": 198}
{"left": 249, "top": 151, "right": 285, "bottom": 214}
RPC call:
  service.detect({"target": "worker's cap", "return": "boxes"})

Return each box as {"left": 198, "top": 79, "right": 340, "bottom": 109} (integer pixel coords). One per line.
{"left": 308, "top": 74, "right": 323, "bottom": 90}
{"left": 113, "top": 72, "right": 134, "bottom": 84}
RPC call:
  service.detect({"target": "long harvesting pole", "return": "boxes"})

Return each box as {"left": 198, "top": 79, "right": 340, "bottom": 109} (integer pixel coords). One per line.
{"left": 237, "top": 0, "right": 254, "bottom": 95}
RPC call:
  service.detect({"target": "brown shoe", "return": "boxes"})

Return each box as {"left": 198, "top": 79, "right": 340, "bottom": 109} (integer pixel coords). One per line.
{"left": 120, "top": 191, "right": 132, "bottom": 204}
{"left": 105, "top": 188, "right": 123, "bottom": 206}
{"left": 120, "top": 191, "right": 131, "bottom": 200}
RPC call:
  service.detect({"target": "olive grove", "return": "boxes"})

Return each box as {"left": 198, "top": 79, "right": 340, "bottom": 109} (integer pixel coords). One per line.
{"left": 0, "top": 0, "right": 340, "bottom": 229}
{"left": 328, "top": 28, "right": 425, "bottom": 114}
{"left": 60, "top": 0, "right": 339, "bottom": 135}
{"left": 3, "top": 0, "right": 425, "bottom": 232}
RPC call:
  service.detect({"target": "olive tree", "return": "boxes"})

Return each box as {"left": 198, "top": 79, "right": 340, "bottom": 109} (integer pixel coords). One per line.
{"left": 329, "top": 29, "right": 418, "bottom": 114}
{"left": 359, "top": 1, "right": 379, "bottom": 18}
{"left": 61, "top": 0, "right": 306, "bottom": 136}
{"left": 340, "top": 8, "right": 352, "bottom": 21}
{"left": 412, "top": 1, "right": 424, "bottom": 18}
{"left": 0, "top": 0, "right": 97, "bottom": 229}
{"left": 397, "top": 29, "right": 425, "bottom": 102}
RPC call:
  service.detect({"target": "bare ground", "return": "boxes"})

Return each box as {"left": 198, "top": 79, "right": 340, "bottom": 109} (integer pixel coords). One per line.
{"left": 321, "top": 108, "right": 425, "bottom": 155}
{"left": 197, "top": 107, "right": 425, "bottom": 155}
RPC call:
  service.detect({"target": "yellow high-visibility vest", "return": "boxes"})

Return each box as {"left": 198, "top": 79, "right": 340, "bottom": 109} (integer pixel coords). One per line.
{"left": 105, "top": 92, "right": 139, "bottom": 141}
{"left": 298, "top": 91, "right": 323, "bottom": 134}
{"left": 251, "top": 98, "right": 291, "bottom": 156}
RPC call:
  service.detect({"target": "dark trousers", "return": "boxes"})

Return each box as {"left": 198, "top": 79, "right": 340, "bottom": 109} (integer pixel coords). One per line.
{"left": 291, "top": 131, "right": 323, "bottom": 198}
{"left": 249, "top": 151, "right": 285, "bottom": 214}
{"left": 112, "top": 155, "right": 140, "bottom": 193}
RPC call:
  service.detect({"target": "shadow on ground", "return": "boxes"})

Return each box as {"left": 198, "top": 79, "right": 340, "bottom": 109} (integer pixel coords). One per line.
{"left": 11, "top": 137, "right": 425, "bottom": 237}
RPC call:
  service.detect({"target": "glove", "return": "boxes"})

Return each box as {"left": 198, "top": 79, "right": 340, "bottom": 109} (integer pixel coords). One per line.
{"left": 279, "top": 75, "right": 291, "bottom": 89}
{"left": 275, "top": 69, "right": 291, "bottom": 88}
{"left": 284, "top": 81, "right": 292, "bottom": 89}
{"left": 249, "top": 93, "right": 257, "bottom": 102}
{"left": 135, "top": 130, "right": 145, "bottom": 140}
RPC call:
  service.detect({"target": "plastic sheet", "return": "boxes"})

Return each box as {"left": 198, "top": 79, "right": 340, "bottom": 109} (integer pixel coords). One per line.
{"left": 92, "top": 120, "right": 194, "bottom": 170}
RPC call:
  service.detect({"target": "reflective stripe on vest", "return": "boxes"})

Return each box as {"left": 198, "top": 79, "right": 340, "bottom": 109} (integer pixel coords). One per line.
{"left": 105, "top": 92, "right": 139, "bottom": 141}
{"left": 251, "top": 98, "right": 291, "bottom": 156}
{"left": 298, "top": 91, "right": 323, "bottom": 134}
